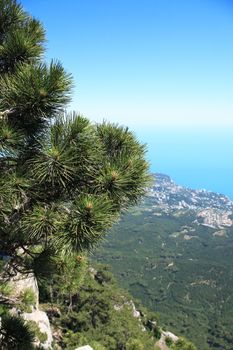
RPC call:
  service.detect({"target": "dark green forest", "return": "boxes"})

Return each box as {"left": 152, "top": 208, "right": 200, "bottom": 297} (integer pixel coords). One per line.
{"left": 93, "top": 198, "right": 233, "bottom": 350}
{"left": 37, "top": 261, "right": 195, "bottom": 350}
{"left": 39, "top": 262, "right": 160, "bottom": 350}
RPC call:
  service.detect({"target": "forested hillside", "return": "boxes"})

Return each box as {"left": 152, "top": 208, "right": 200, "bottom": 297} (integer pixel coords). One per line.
{"left": 39, "top": 262, "right": 196, "bottom": 350}
{"left": 94, "top": 195, "right": 233, "bottom": 350}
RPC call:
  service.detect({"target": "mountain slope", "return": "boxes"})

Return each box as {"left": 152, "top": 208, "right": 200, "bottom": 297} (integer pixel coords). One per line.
{"left": 93, "top": 174, "right": 233, "bottom": 350}
{"left": 40, "top": 263, "right": 192, "bottom": 350}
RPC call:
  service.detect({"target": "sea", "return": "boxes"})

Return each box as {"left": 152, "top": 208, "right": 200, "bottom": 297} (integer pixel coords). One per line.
{"left": 135, "top": 126, "right": 233, "bottom": 200}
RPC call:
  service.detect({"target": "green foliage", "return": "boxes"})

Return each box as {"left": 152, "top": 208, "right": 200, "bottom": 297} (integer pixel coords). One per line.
{"left": 0, "top": 281, "right": 12, "bottom": 296}
{"left": 0, "top": 61, "right": 73, "bottom": 120}
{"left": 0, "top": 315, "right": 35, "bottom": 350}
{"left": 58, "top": 194, "right": 117, "bottom": 253}
{"left": 56, "top": 254, "right": 87, "bottom": 303}
{"left": 126, "top": 339, "right": 144, "bottom": 350}
{"left": 28, "top": 320, "right": 48, "bottom": 343}
{"left": 153, "top": 325, "right": 162, "bottom": 340}
{"left": 0, "top": 0, "right": 45, "bottom": 74}
{"left": 21, "top": 206, "right": 61, "bottom": 242}
{"left": 42, "top": 264, "right": 158, "bottom": 350}
{"left": 89, "top": 341, "right": 107, "bottom": 350}
{"left": 96, "top": 122, "right": 151, "bottom": 207}
{"left": 171, "top": 337, "right": 197, "bottom": 350}
{"left": 30, "top": 247, "right": 58, "bottom": 282}
{"left": 20, "top": 287, "right": 36, "bottom": 312}
{"left": 165, "top": 336, "right": 174, "bottom": 346}
{"left": 0, "top": 18, "right": 45, "bottom": 72}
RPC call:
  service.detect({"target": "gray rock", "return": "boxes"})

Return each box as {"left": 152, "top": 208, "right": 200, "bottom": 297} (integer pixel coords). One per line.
{"left": 162, "top": 330, "right": 179, "bottom": 342}
{"left": 23, "top": 310, "right": 53, "bottom": 349}
{"left": 8, "top": 272, "right": 39, "bottom": 309}
{"left": 7, "top": 272, "right": 53, "bottom": 349}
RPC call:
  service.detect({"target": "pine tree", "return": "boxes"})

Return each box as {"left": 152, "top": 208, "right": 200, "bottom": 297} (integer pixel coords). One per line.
{"left": 0, "top": 0, "right": 149, "bottom": 307}
{"left": 0, "top": 0, "right": 149, "bottom": 274}
{"left": 0, "top": 1, "right": 148, "bottom": 346}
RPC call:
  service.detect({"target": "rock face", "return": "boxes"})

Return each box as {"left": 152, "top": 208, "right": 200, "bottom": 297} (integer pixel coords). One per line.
{"left": 129, "top": 300, "right": 141, "bottom": 318}
{"left": 156, "top": 331, "right": 179, "bottom": 350}
{"left": 8, "top": 272, "right": 53, "bottom": 349}
{"left": 22, "top": 310, "right": 53, "bottom": 349}
{"left": 8, "top": 272, "right": 39, "bottom": 309}
{"left": 162, "top": 331, "right": 179, "bottom": 342}
{"left": 114, "top": 300, "right": 140, "bottom": 318}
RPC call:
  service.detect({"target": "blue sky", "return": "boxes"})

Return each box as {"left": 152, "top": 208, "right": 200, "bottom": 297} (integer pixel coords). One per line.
{"left": 21, "top": 0, "right": 233, "bottom": 128}
{"left": 21, "top": 0, "right": 233, "bottom": 196}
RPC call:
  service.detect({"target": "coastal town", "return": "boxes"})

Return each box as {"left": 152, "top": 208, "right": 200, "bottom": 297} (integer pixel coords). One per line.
{"left": 147, "top": 173, "right": 233, "bottom": 228}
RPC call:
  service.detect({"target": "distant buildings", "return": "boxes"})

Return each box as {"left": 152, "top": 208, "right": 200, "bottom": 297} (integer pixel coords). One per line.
{"left": 147, "top": 173, "right": 233, "bottom": 229}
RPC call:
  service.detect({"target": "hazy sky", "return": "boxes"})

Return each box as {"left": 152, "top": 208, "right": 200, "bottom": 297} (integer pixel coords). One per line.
{"left": 21, "top": 0, "right": 233, "bottom": 128}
